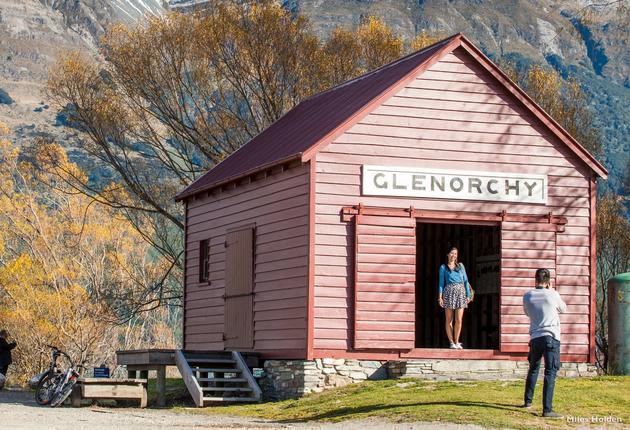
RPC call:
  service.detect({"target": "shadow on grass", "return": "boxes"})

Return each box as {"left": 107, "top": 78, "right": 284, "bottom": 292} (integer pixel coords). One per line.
{"left": 276, "top": 400, "right": 526, "bottom": 423}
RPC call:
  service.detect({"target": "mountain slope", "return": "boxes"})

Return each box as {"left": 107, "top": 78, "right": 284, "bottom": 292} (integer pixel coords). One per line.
{"left": 291, "top": 0, "right": 629, "bottom": 189}
{"left": 0, "top": 0, "right": 628, "bottom": 189}
{"left": 0, "top": 0, "right": 167, "bottom": 148}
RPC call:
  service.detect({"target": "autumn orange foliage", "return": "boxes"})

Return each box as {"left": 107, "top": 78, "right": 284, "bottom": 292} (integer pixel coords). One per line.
{"left": 0, "top": 125, "right": 178, "bottom": 384}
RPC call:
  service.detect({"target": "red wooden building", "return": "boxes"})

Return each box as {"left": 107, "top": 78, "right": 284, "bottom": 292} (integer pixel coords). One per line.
{"left": 176, "top": 34, "right": 606, "bottom": 368}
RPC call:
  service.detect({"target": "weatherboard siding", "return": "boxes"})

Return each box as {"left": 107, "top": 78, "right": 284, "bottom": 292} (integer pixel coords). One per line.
{"left": 184, "top": 164, "right": 310, "bottom": 354}
{"left": 313, "top": 48, "right": 592, "bottom": 360}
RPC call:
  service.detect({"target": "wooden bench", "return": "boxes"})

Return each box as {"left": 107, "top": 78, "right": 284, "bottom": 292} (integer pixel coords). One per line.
{"left": 70, "top": 378, "right": 148, "bottom": 408}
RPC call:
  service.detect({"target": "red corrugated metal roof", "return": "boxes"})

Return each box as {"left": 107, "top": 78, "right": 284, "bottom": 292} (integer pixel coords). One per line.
{"left": 176, "top": 32, "right": 607, "bottom": 200}
{"left": 176, "top": 34, "right": 459, "bottom": 200}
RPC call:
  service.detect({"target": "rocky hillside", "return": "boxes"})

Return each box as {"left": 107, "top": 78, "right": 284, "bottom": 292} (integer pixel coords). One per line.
{"left": 292, "top": 0, "right": 629, "bottom": 86}
{"left": 0, "top": 0, "right": 628, "bottom": 189}
{"left": 291, "top": 0, "right": 630, "bottom": 189}
{"left": 0, "top": 0, "right": 166, "bottom": 147}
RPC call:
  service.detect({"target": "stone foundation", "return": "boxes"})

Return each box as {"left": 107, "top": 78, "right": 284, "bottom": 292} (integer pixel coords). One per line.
{"left": 260, "top": 358, "right": 599, "bottom": 400}
{"left": 260, "top": 359, "right": 388, "bottom": 400}
{"left": 387, "top": 359, "right": 599, "bottom": 380}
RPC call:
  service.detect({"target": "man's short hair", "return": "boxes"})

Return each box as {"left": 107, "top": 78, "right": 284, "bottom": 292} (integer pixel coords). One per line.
{"left": 535, "top": 268, "right": 551, "bottom": 286}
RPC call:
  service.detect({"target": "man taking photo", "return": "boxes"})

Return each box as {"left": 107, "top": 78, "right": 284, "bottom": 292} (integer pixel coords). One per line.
{"left": 522, "top": 268, "right": 567, "bottom": 418}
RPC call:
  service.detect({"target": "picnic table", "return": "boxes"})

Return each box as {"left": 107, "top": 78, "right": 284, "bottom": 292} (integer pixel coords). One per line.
{"left": 116, "top": 349, "right": 176, "bottom": 407}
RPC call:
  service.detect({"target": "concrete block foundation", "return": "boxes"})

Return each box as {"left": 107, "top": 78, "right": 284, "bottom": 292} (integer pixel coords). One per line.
{"left": 259, "top": 358, "right": 599, "bottom": 400}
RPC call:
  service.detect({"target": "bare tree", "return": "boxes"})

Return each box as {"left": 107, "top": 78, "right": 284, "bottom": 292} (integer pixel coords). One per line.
{"left": 595, "top": 193, "right": 630, "bottom": 370}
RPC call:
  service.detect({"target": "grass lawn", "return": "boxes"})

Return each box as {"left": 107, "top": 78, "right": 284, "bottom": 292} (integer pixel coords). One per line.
{"left": 178, "top": 376, "right": 629, "bottom": 429}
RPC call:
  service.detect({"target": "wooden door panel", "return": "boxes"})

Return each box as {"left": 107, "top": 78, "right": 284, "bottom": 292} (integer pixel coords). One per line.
{"left": 224, "top": 295, "right": 253, "bottom": 349}
{"left": 224, "top": 227, "right": 254, "bottom": 350}
{"left": 354, "top": 214, "right": 416, "bottom": 350}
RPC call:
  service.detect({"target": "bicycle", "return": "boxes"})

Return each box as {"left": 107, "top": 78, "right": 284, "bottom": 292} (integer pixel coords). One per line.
{"left": 35, "top": 345, "right": 81, "bottom": 407}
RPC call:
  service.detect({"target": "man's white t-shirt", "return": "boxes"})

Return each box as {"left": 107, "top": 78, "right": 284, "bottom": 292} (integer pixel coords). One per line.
{"left": 522, "top": 288, "right": 567, "bottom": 341}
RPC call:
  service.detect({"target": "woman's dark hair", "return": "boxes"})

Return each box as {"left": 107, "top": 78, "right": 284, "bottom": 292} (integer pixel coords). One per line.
{"left": 446, "top": 247, "right": 459, "bottom": 268}
{"left": 535, "top": 268, "right": 551, "bottom": 286}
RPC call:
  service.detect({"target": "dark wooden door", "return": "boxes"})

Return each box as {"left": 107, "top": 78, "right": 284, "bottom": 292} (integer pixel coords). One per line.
{"left": 224, "top": 227, "right": 254, "bottom": 350}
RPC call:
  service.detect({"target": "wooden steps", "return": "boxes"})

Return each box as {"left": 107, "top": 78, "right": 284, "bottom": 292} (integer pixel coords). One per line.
{"left": 186, "top": 358, "right": 236, "bottom": 364}
{"left": 175, "top": 350, "right": 262, "bottom": 406}
{"left": 202, "top": 387, "right": 253, "bottom": 392}
{"left": 203, "top": 396, "right": 259, "bottom": 402}
{"left": 197, "top": 377, "right": 247, "bottom": 383}
{"left": 192, "top": 368, "right": 243, "bottom": 373}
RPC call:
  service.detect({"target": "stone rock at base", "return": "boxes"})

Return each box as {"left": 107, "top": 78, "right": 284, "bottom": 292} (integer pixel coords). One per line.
{"left": 325, "top": 374, "right": 352, "bottom": 388}
{"left": 279, "top": 372, "right": 294, "bottom": 380}
{"left": 349, "top": 371, "right": 367, "bottom": 380}
{"left": 360, "top": 360, "right": 382, "bottom": 369}
{"left": 303, "top": 375, "right": 321, "bottom": 383}
{"left": 367, "top": 367, "right": 388, "bottom": 380}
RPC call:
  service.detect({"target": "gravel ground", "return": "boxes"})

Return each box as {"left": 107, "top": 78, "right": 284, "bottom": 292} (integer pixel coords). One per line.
{"left": 0, "top": 388, "right": 484, "bottom": 430}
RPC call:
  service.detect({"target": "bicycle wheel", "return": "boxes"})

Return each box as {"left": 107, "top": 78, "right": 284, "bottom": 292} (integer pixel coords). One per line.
{"left": 35, "top": 372, "right": 62, "bottom": 406}
{"left": 50, "top": 376, "right": 78, "bottom": 408}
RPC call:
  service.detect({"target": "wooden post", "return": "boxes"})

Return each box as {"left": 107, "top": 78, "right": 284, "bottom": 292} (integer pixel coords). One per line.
{"left": 140, "top": 382, "right": 148, "bottom": 408}
{"left": 156, "top": 365, "right": 166, "bottom": 407}
{"left": 71, "top": 385, "right": 82, "bottom": 407}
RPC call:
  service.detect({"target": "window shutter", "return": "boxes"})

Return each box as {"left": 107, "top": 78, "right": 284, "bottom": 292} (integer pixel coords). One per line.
{"left": 500, "top": 220, "right": 557, "bottom": 352}
{"left": 354, "top": 214, "right": 416, "bottom": 350}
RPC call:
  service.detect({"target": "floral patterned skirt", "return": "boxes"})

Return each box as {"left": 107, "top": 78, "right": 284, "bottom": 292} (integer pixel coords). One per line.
{"left": 443, "top": 283, "right": 468, "bottom": 309}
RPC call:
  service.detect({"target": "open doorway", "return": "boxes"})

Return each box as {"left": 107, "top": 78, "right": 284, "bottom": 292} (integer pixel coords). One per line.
{"left": 415, "top": 222, "right": 500, "bottom": 349}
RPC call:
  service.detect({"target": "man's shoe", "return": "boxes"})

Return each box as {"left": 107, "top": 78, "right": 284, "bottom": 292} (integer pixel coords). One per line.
{"left": 456, "top": 342, "right": 463, "bottom": 349}
{"left": 449, "top": 343, "right": 458, "bottom": 349}
{"left": 542, "top": 411, "right": 563, "bottom": 419}
{"left": 519, "top": 403, "right": 532, "bottom": 409}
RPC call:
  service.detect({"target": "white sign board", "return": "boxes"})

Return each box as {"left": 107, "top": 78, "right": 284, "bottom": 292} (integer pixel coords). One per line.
{"left": 362, "top": 165, "right": 547, "bottom": 204}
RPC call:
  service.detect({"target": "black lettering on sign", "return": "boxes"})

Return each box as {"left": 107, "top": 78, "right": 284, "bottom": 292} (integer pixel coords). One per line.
{"left": 468, "top": 178, "right": 482, "bottom": 193}
{"left": 487, "top": 179, "right": 498, "bottom": 194}
{"left": 505, "top": 179, "right": 520, "bottom": 196}
{"left": 450, "top": 177, "right": 464, "bottom": 192}
{"left": 412, "top": 175, "right": 426, "bottom": 191}
{"left": 374, "top": 173, "right": 388, "bottom": 189}
{"left": 431, "top": 176, "right": 445, "bottom": 192}
{"left": 393, "top": 174, "right": 406, "bottom": 189}
{"left": 524, "top": 181, "right": 538, "bottom": 197}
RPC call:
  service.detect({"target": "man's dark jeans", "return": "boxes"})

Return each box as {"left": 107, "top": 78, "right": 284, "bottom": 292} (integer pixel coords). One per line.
{"left": 524, "top": 335, "right": 561, "bottom": 413}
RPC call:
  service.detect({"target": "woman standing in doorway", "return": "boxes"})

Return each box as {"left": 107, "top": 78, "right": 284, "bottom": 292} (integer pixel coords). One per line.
{"left": 438, "top": 247, "right": 472, "bottom": 349}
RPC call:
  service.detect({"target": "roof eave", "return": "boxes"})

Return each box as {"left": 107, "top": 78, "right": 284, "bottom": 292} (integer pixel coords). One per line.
{"left": 174, "top": 153, "right": 304, "bottom": 202}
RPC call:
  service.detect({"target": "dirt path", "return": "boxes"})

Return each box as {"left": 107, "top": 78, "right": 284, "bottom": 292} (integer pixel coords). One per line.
{"left": 0, "top": 389, "right": 484, "bottom": 430}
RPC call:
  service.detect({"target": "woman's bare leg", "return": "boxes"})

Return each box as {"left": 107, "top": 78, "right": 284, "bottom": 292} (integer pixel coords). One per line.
{"left": 453, "top": 308, "right": 464, "bottom": 344}
{"left": 444, "top": 309, "right": 454, "bottom": 344}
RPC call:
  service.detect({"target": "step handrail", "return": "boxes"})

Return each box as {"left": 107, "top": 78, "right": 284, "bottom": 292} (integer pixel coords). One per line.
{"left": 231, "top": 351, "right": 262, "bottom": 402}
{"left": 175, "top": 350, "right": 204, "bottom": 407}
